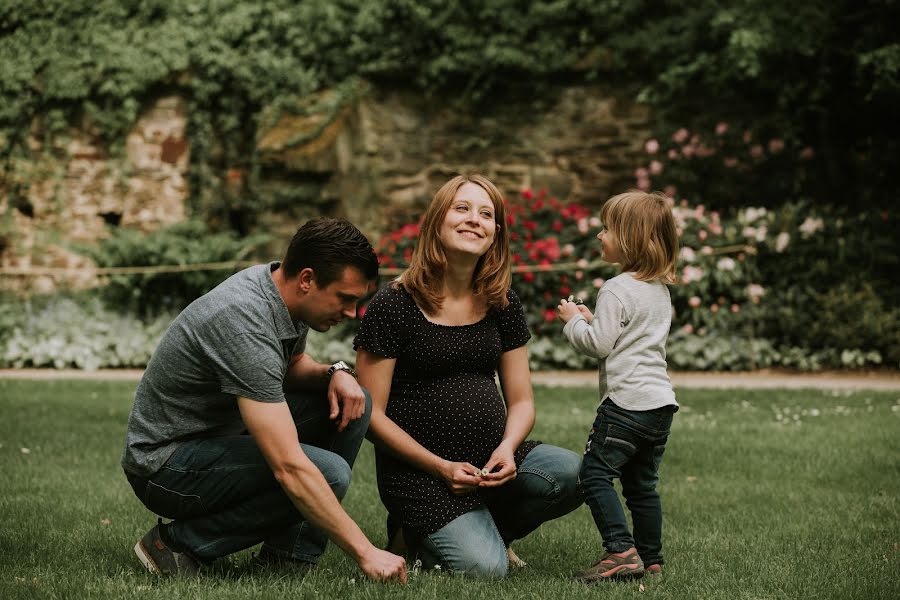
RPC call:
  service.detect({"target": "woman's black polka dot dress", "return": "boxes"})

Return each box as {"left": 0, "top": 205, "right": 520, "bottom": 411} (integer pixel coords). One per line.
{"left": 354, "top": 284, "right": 540, "bottom": 536}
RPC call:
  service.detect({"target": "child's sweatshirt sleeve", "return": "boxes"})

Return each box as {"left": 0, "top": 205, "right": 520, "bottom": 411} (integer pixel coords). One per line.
{"left": 562, "top": 288, "right": 625, "bottom": 359}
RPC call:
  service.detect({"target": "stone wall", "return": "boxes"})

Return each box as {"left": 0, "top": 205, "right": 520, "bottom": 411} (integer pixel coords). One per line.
{"left": 1, "top": 84, "right": 650, "bottom": 292}
{"left": 1, "top": 96, "right": 189, "bottom": 293}
{"left": 258, "top": 84, "right": 651, "bottom": 241}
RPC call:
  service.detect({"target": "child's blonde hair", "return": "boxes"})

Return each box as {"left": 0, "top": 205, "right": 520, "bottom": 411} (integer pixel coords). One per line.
{"left": 600, "top": 190, "right": 679, "bottom": 283}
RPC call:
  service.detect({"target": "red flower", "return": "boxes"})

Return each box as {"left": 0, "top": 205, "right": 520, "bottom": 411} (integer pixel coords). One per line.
{"left": 523, "top": 272, "right": 535, "bottom": 283}
{"left": 543, "top": 309, "right": 556, "bottom": 323}
{"left": 552, "top": 221, "right": 563, "bottom": 232}
{"left": 357, "top": 305, "right": 367, "bottom": 319}
{"left": 521, "top": 188, "right": 534, "bottom": 200}
{"left": 560, "top": 286, "right": 571, "bottom": 296}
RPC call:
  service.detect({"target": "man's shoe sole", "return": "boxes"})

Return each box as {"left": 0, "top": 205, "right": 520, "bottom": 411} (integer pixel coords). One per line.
{"left": 134, "top": 540, "right": 162, "bottom": 574}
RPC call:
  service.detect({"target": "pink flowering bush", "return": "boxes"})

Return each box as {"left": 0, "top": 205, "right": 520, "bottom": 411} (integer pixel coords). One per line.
{"left": 373, "top": 185, "right": 899, "bottom": 370}
{"left": 374, "top": 188, "right": 773, "bottom": 369}
{"left": 636, "top": 123, "right": 816, "bottom": 211}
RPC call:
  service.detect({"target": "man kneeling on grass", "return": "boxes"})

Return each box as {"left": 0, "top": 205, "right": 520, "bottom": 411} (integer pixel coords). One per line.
{"left": 120, "top": 218, "right": 406, "bottom": 583}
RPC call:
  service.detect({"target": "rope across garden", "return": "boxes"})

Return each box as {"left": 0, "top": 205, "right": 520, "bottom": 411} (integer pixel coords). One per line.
{"left": 0, "top": 243, "right": 753, "bottom": 279}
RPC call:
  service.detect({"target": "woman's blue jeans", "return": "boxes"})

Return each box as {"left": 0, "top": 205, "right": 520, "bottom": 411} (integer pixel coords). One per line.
{"left": 412, "top": 443, "right": 584, "bottom": 578}
{"left": 125, "top": 390, "right": 371, "bottom": 564}
{"left": 580, "top": 398, "right": 676, "bottom": 566}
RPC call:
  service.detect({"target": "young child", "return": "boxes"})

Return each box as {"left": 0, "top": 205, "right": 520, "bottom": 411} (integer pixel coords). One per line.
{"left": 557, "top": 190, "right": 680, "bottom": 582}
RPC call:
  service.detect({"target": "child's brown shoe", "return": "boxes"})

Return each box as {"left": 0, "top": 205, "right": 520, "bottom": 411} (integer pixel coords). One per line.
{"left": 573, "top": 547, "right": 644, "bottom": 582}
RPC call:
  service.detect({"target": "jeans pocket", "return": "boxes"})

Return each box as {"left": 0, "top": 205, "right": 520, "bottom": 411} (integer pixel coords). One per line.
{"left": 598, "top": 425, "right": 639, "bottom": 470}
{"left": 144, "top": 480, "right": 203, "bottom": 519}
{"left": 651, "top": 441, "right": 667, "bottom": 470}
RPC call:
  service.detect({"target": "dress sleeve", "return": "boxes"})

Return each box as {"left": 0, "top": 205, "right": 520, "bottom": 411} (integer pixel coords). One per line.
{"left": 353, "top": 285, "right": 412, "bottom": 358}
{"left": 497, "top": 288, "right": 532, "bottom": 352}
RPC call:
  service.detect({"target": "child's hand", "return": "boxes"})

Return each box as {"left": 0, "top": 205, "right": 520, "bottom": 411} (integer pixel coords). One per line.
{"left": 557, "top": 298, "right": 583, "bottom": 323}
{"left": 577, "top": 304, "right": 593, "bottom": 323}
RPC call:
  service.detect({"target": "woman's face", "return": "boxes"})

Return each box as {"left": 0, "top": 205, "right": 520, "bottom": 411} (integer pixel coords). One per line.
{"left": 438, "top": 182, "right": 497, "bottom": 258}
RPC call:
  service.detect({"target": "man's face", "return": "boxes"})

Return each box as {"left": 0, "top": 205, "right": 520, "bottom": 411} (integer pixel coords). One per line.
{"left": 300, "top": 266, "right": 371, "bottom": 332}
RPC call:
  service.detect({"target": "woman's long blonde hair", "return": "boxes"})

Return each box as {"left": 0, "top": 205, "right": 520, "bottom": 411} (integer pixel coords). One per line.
{"left": 600, "top": 190, "right": 680, "bottom": 283}
{"left": 397, "top": 174, "right": 511, "bottom": 314}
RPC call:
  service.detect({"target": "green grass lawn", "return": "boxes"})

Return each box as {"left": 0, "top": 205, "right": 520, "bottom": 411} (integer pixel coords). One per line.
{"left": 1, "top": 379, "right": 898, "bottom": 599}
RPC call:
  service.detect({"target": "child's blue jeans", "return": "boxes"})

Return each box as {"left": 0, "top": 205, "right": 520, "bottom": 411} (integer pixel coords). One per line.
{"left": 580, "top": 398, "right": 676, "bottom": 566}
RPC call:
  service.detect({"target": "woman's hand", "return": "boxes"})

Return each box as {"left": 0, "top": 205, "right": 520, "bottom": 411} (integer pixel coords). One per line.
{"left": 478, "top": 445, "right": 517, "bottom": 488}
{"left": 438, "top": 460, "right": 483, "bottom": 495}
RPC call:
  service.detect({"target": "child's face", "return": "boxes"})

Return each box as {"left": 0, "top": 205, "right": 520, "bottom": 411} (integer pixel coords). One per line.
{"left": 597, "top": 227, "right": 623, "bottom": 264}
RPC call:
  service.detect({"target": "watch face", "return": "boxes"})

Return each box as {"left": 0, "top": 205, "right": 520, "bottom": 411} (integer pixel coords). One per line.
{"left": 329, "top": 361, "right": 348, "bottom": 377}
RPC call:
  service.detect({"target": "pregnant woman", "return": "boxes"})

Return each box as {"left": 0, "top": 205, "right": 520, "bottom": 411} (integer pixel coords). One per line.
{"left": 355, "top": 174, "right": 583, "bottom": 577}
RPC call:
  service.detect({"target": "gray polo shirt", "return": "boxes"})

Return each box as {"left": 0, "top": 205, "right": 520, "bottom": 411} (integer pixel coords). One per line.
{"left": 563, "top": 272, "right": 677, "bottom": 411}
{"left": 121, "top": 262, "right": 309, "bottom": 477}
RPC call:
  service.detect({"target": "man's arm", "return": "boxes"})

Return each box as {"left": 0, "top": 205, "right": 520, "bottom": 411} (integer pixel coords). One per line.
{"left": 283, "top": 353, "right": 366, "bottom": 432}
{"left": 237, "top": 397, "right": 407, "bottom": 583}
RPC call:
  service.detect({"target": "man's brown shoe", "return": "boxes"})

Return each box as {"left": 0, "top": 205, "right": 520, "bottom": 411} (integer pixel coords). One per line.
{"left": 134, "top": 521, "right": 200, "bottom": 577}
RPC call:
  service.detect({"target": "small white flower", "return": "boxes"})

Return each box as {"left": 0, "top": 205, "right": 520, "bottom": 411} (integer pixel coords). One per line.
{"left": 717, "top": 257, "right": 736, "bottom": 271}
{"left": 775, "top": 232, "right": 790, "bottom": 252}
{"left": 746, "top": 284, "right": 766, "bottom": 298}
{"left": 682, "top": 266, "right": 704, "bottom": 283}
{"left": 799, "top": 216, "right": 824, "bottom": 238}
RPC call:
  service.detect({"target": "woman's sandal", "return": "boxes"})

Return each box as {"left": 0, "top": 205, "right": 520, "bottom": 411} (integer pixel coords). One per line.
{"left": 507, "top": 546, "right": 527, "bottom": 568}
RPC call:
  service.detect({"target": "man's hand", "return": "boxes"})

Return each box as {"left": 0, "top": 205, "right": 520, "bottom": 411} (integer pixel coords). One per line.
{"left": 478, "top": 445, "right": 517, "bottom": 488}
{"left": 437, "top": 460, "right": 483, "bottom": 495}
{"left": 358, "top": 547, "right": 408, "bottom": 583}
{"left": 327, "top": 371, "right": 366, "bottom": 432}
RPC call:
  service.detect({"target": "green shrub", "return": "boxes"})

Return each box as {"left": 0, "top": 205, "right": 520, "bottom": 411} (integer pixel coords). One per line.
{"left": 77, "top": 220, "right": 269, "bottom": 315}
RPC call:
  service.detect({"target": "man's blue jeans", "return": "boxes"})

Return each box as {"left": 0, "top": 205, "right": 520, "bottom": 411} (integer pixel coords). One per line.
{"left": 125, "top": 390, "right": 371, "bottom": 564}
{"left": 412, "top": 444, "right": 584, "bottom": 578}
{"left": 580, "top": 398, "right": 676, "bottom": 566}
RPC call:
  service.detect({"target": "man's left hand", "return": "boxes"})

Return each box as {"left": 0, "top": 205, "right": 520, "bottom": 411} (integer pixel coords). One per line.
{"left": 328, "top": 371, "right": 366, "bottom": 432}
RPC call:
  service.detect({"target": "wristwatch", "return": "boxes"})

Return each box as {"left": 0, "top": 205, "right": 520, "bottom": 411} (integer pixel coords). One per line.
{"left": 327, "top": 360, "right": 357, "bottom": 379}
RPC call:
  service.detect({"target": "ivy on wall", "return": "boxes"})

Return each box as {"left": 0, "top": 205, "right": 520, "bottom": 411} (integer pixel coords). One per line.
{"left": 1, "top": 0, "right": 898, "bottom": 223}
